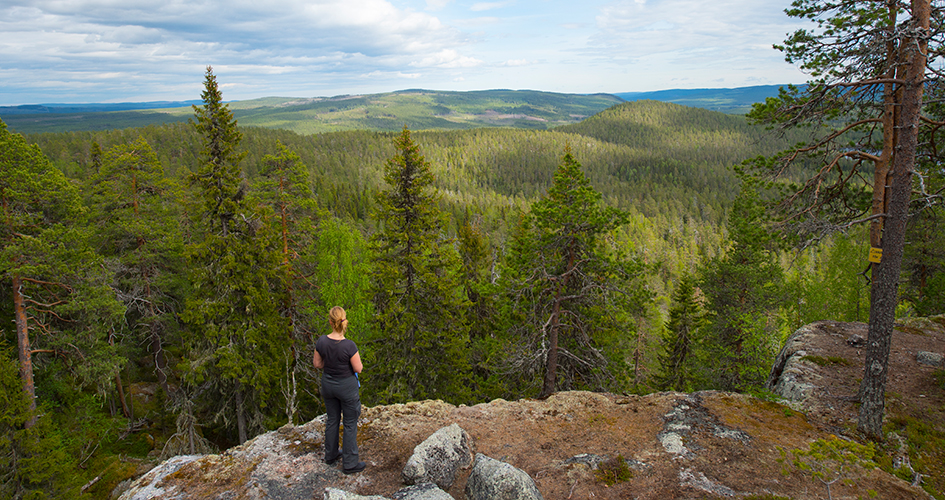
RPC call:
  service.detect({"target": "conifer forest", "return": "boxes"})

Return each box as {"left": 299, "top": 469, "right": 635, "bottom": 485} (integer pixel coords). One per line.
{"left": 3, "top": 2, "right": 945, "bottom": 496}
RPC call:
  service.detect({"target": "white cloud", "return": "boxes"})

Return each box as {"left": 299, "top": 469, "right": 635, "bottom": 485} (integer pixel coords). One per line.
{"left": 501, "top": 59, "right": 537, "bottom": 67}
{"left": 409, "top": 49, "right": 483, "bottom": 68}
{"left": 0, "top": 0, "right": 810, "bottom": 103}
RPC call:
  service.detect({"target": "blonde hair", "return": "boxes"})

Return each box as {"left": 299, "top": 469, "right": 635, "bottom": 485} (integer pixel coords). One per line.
{"left": 328, "top": 306, "right": 347, "bottom": 333}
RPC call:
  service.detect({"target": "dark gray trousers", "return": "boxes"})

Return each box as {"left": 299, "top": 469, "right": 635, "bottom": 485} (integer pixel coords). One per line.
{"left": 321, "top": 373, "right": 361, "bottom": 469}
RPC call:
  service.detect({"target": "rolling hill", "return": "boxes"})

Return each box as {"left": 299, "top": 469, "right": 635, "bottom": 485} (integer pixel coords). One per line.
{"left": 1, "top": 86, "right": 787, "bottom": 135}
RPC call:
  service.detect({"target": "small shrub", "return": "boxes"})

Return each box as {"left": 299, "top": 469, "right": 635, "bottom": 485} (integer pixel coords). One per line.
{"left": 779, "top": 435, "right": 876, "bottom": 500}
{"left": 801, "top": 355, "right": 852, "bottom": 367}
{"left": 933, "top": 369, "right": 945, "bottom": 391}
{"left": 594, "top": 455, "right": 632, "bottom": 486}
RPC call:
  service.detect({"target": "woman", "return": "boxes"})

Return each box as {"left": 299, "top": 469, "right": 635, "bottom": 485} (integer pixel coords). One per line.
{"left": 313, "top": 306, "right": 366, "bottom": 474}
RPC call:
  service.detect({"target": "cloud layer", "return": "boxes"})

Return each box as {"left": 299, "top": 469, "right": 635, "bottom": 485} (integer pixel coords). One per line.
{"left": 0, "top": 0, "right": 808, "bottom": 104}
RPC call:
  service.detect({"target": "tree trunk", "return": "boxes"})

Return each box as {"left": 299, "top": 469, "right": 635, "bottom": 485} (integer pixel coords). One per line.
{"left": 539, "top": 297, "right": 562, "bottom": 399}
{"left": 858, "top": 0, "right": 929, "bottom": 439}
{"left": 539, "top": 241, "right": 578, "bottom": 399}
{"left": 236, "top": 387, "right": 248, "bottom": 444}
{"left": 871, "top": 0, "right": 900, "bottom": 248}
{"left": 109, "top": 330, "right": 132, "bottom": 418}
{"left": 13, "top": 273, "right": 37, "bottom": 428}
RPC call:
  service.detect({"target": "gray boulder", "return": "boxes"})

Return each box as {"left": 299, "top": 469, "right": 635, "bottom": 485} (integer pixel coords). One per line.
{"left": 391, "top": 483, "right": 454, "bottom": 500}
{"left": 917, "top": 351, "right": 944, "bottom": 368}
{"left": 464, "top": 453, "right": 543, "bottom": 500}
{"left": 324, "top": 488, "right": 389, "bottom": 500}
{"left": 401, "top": 423, "right": 472, "bottom": 489}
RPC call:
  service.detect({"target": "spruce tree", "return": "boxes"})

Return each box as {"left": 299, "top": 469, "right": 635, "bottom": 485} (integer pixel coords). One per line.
{"left": 698, "top": 187, "right": 784, "bottom": 391}
{"left": 655, "top": 274, "right": 705, "bottom": 392}
{"left": 369, "top": 126, "right": 470, "bottom": 403}
{"left": 182, "top": 67, "right": 288, "bottom": 443}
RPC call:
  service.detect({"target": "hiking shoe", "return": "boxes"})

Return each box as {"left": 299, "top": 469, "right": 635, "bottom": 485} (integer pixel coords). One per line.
{"left": 324, "top": 451, "right": 341, "bottom": 466}
{"left": 343, "top": 462, "right": 366, "bottom": 475}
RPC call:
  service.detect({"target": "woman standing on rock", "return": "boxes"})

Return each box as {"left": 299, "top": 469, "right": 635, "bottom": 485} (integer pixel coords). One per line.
{"left": 313, "top": 306, "right": 366, "bottom": 474}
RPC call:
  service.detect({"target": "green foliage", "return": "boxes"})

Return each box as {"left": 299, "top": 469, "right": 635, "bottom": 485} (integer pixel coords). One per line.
{"left": 884, "top": 414, "right": 945, "bottom": 498}
{"left": 781, "top": 229, "right": 872, "bottom": 328}
{"left": 654, "top": 274, "right": 705, "bottom": 392}
{"left": 699, "top": 186, "right": 784, "bottom": 391}
{"left": 801, "top": 355, "right": 853, "bottom": 367}
{"left": 368, "top": 127, "right": 471, "bottom": 404}
{"left": 0, "top": 352, "right": 87, "bottom": 500}
{"left": 594, "top": 455, "right": 633, "bottom": 486}
{"left": 500, "top": 146, "right": 652, "bottom": 397}
{"left": 182, "top": 68, "right": 290, "bottom": 442}
{"left": 779, "top": 435, "right": 877, "bottom": 500}
{"left": 314, "top": 217, "right": 374, "bottom": 333}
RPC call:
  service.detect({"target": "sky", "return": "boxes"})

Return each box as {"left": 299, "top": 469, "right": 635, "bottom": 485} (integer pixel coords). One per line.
{"left": 0, "top": 0, "right": 811, "bottom": 105}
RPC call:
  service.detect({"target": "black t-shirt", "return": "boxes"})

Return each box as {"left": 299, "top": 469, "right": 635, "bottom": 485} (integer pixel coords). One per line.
{"left": 315, "top": 335, "right": 359, "bottom": 378}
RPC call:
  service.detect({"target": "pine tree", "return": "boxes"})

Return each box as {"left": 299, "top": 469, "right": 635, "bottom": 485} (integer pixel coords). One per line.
{"left": 502, "top": 146, "right": 651, "bottom": 398}
{"left": 85, "top": 136, "right": 187, "bottom": 411}
{"left": 182, "top": 67, "right": 288, "bottom": 443}
{"left": 744, "top": 0, "right": 937, "bottom": 438}
{"left": 369, "top": 126, "right": 470, "bottom": 403}
{"left": 255, "top": 141, "right": 326, "bottom": 424}
{"left": 1, "top": 119, "right": 124, "bottom": 428}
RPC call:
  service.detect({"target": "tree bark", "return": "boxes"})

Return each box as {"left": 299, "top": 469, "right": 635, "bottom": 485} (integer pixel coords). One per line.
{"left": 236, "top": 387, "right": 248, "bottom": 444}
{"left": 539, "top": 240, "right": 577, "bottom": 399}
{"left": 13, "top": 273, "right": 37, "bottom": 428}
{"left": 539, "top": 295, "right": 562, "bottom": 399}
{"left": 858, "top": 0, "right": 929, "bottom": 439}
{"left": 110, "top": 331, "right": 132, "bottom": 419}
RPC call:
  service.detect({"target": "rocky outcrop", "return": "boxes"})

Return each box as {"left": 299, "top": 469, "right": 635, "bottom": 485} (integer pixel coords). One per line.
{"left": 765, "top": 322, "right": 824, "bottom": 404}
{"left": 464, "top": 454, "right": 543, "bottom": 500}
{"left": 116, "top": 319, "right": 945, "bottom": 500}
{"left": 401, "top": 423, "right": 472, "bottom": 489}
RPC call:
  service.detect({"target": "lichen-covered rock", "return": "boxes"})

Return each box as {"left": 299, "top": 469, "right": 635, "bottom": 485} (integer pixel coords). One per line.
{"left": 401, "top": 423, "right": 472, "bottom": 489}
{"left": 464, "top": 453, "right": 543, "bottom": 500}
{"left": 118, "top": 455, "right": 203, "bottom": 500}
{"left": 390, "top": 482, "right": 453, "bottom": 500}
{"left": 324, "top": 488, "right": 389, "bottom": 500}
{"left": 917, "top": 351, "right": 944, "bottom": 368}
{"left": 766, "top": 323, "right": 821, "bottom": 403}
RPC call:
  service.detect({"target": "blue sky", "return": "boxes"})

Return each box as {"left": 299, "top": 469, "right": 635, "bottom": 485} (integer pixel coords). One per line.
{"left": 0, "top": 0, "right": 810, "bottom": 105}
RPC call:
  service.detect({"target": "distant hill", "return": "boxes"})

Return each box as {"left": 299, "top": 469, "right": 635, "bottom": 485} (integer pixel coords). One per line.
{"left": 615, "top": 85, "right": 791, "bottom": 114}
{"left": 1, "top": 86, "right": 791, "bottom": 135}
{"left": 2, "top": 90, "right": 623, "bottom": 135}
{"left": 0, "top": 100, "right": 203, "bottom": 114}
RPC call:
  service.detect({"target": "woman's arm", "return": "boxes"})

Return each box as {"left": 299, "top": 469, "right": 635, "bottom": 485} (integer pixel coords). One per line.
{"left": 350, "top": 352, "right": 363, "bottom": 374}
{"left": 313, "top": 347, "right": 324, "bottom": 369}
